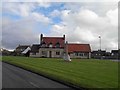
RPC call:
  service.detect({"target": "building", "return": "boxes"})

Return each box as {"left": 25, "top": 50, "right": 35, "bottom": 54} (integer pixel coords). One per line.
{"left": 30, "top": 34, "right": 65, "bottom": 58}
{"left": 118, "top": 49, "right": 120, "bottom": 60}
{"left": 67, "top": 44, "right": 91, "bottom": 59}
{"left": 1, "top": 48, "right": 11, "bottom": 56}
{"left": 91, "top": 50, "right": 119, "bottom": 59}
{"left": 111, "top": 50, "right": 118, "bottom": 59}
{"left": 30, "top": 34, "right": 91, "bottom": 59}
{"left": 91, "top": 50, "right": 106, "bottom": 59}
{"left": 15, "top": 45, "right": 30, "bottom": 56}
{"left": 0, "top": 48, "right": 2, "bottom": 56}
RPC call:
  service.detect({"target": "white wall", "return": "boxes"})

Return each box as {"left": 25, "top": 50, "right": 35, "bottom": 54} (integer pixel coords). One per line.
{"left": 70, "top": 52, "right": 91, "bottom": 59}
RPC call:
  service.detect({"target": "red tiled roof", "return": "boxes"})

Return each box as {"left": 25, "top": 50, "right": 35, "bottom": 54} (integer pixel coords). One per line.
{"left": 68, "top": 44, "right": 91, "bottom": 53}
{"left": 42, "top": 37, "right": 65, "bottom": 47}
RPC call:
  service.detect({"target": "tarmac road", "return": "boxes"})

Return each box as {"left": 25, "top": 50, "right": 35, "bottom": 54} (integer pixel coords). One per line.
{"left": 2, "top": 62, "right": 74, "bottom": 89}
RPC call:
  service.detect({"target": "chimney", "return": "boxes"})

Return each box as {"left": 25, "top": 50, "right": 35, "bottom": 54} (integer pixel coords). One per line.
{"left": 63, "top": 34, "right": 65, "bottom": 40}
{"left": 40, "top": 34, "right": 43, "bottom": 44}
{"left": 63, "top": 35, "right": 65, "bottom": 46}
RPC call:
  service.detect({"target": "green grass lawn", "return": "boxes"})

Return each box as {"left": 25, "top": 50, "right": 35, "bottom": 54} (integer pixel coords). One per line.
{"left": 2, "top": 56, "right": 119, "bottom": 88}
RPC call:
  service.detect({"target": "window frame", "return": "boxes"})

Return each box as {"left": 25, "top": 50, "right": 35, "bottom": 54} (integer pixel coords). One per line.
{"left": 56, "top": 51, "right": 60, "bottom": 55}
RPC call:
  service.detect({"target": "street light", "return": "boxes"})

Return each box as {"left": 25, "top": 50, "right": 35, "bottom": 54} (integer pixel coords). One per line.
{"left": 99, "top": 36, "right": 101, "bottom": 59}
{"left": 99, "top": 36, "right": 101, "bottom": 51}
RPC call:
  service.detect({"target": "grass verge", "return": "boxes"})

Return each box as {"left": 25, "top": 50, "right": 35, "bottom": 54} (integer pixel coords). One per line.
{"left": 2, "top": 56, "right": 119, "bottom": 88}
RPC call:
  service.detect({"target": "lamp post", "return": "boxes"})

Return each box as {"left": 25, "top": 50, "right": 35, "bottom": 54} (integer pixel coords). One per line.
{"left": 99, "top": 36, "right": 101, "bottom": 59}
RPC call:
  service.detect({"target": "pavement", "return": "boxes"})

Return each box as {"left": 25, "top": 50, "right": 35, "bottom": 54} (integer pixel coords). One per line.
{"left": 2, "top": 62, "right": 75, "bottom": 89}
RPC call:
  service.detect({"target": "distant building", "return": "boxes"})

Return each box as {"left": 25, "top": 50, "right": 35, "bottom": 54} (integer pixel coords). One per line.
{"left": 30, "top": 34, "right": 91, "bottom": 58}
{"left": 91, "top": 49, "right": 119, "bottom": 59}
{"left": 118, "top": 49, "right": 120, "bottom": 60}
{"left": 91, "top": 50, "right": 106, "bottom": 59}
{"left": 111, "top": 50, "right": 118, "bottom": 59}
{"left": 15, "top": 45, "right": 30, "bottom": 56}
{"left": 0, "top": 48, "right": 2, "bottom": 56}
{"left": 1, "top": 48, "right": 11, "bottom": 56}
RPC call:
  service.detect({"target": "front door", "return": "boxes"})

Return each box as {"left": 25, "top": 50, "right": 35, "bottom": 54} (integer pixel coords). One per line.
{"left": 49, "top": 51, "right": 52, "bottom": 58}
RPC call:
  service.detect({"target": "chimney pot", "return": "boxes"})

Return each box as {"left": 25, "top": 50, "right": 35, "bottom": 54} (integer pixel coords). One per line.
{"left": 40, "top": 34, "right": 43, "bottom": 44}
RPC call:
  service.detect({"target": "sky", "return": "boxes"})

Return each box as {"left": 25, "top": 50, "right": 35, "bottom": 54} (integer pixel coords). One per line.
{"left": 1, "top": 0, "right": 119, "bottom": 52}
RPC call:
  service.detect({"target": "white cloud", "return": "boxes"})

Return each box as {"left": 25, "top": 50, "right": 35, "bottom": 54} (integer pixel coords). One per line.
{"left": 37, "top": 2, "right": 51, "bottom": 8}
{"left": 2, "top": 0, "right": 119, "bottom": 2}
{"left": 50, "top": 10, "right": 61, "bottom": 17}
{"left": 64, "top": 2, "right": 118, "bottom": 16}
{"left": 2, "top": 2, "right": 52, "bottom": 49}
{"left": 2, "top": 2, "right": 51, "bottom": 17}
{"left": 2, "top": 2, "right": 118, "bottom": 51}
{"left": 31, "top": 12, "right": 52, "bottom": 25}
{"left": 49, "top": 6, "right": 118, "bottom": 51}
{"left": 2, "top": 2, "right": 35, "bottom": 17}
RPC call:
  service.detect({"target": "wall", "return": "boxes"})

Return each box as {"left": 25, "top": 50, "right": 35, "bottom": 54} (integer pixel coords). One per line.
{"left": 30, "top": 53, "right": 40, "bottom": 57}
{"left": 30, "top": 48, "right": 91, "bottom": 59}
{"left": 70, "top": 52, "right": 90, "bottom": 59}
{"left": 32, "top": 48, "right": 64, "bottom": 58}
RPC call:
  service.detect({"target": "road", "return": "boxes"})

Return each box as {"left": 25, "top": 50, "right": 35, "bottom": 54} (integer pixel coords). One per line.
{"left": 2, "top": 62, "right": 74, "bottom": 89}
{"left": 0, "top": 61, "right": 2, "bottom": 90}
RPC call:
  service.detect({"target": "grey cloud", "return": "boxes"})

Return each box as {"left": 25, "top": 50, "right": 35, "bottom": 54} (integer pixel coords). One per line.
{"left": 2, "top": 17, "right": 39, "bottom": 50}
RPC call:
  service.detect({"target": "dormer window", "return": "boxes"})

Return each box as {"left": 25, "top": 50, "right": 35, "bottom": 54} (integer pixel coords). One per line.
{"left": 56, "top": 42, "right": 60, "bottom": 48}
{"left": 41, "top": 42, "right": 46, "bottom": 47}
{"left": 49, "top": 43, "right": 53, "bottom": 48}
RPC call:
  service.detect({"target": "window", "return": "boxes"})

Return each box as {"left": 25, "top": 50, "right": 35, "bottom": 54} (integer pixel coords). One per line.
{"left": 84, "top": 53, "right": 88, "bottom": 56}
{"left": 79, "top": 53, "right": 83, "bottom": 56}
{"left": 41, "top": 42, "right": 46, "bottom": 47}
{"left": 75, "top": 53, "right": 78, "bottom": 56}
{"left": 56, "top": 42, "right": 60, "bottom": 48}
{"left": 56, "top": 52, "right": 60, "bottom": 55}
{"left": 49, "top": 44, "right": 52, "bottom": 47}
{"left": 111, "top": 53, "right": 114, "bottom": 56}
{"left": 49, "top": 43, "right": 52, "bottom": 48}
{"left": 42, "top": 51, "right": 46, "bottom": 55}
{"left": 75, "top": 52, "right": 84, "bottom": 56}
{"left": 32, "top": 52, "right": 36, "bottom": 55}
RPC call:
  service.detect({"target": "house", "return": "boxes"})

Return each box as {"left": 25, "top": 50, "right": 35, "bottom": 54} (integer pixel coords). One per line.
{"left": 30, "top": 44, "right": 41, "bottom": 57}
{"left": 1, "top": 48, "right": 11, "bottom": 56}
{"left": 15, "top": 45, "right": 30, "bottom": 56}
{"left": 30, "top": 34, "right": 91, "bottom": 59}
{"left": 30, "top": 34, "right": 65, "bottom": 58}
{"left": 0, "top": 48, "right": 2, "bottom": 56}
{"left": 111, "top": 50, "right": 118, "bottom": 59}
{"left": 67, "top": 44, "right": 91, "bottom": 59}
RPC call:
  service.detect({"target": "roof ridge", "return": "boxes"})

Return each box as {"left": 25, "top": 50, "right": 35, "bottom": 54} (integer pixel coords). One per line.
{"left": 43, "top": 37, "right": 64, "bottom": 38}
{"left": 18, "top": 45, "right": 30, "bottom": 46}
{"left": 68, "top": 43, "right": 89, "bottom": 45}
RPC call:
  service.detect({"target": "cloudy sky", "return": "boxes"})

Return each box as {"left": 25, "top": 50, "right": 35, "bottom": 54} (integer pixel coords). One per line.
{"left": 1, "top": 0, "right": 119, "bottom": 51}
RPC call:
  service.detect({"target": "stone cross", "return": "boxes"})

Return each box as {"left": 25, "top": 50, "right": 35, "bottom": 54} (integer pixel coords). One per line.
{"left": 63, "top": 41, "right": 71, "bottom": 62}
